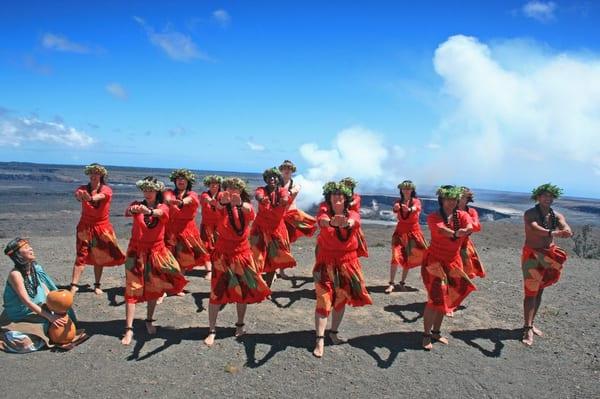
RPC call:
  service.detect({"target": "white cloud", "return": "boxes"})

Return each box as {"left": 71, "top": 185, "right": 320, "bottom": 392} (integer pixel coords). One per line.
{"left": 212, "top": 9, "right": 231, "bottom": 27}
{"left": 41, "top": 33, "right": 90, "bottom": 53}
{"left": 134, "top": 16, "right": 211, "bottom": 62}
{"left": 0, "top": 115, "right": 95, "bottom": 148}
{"left": 247, "top": 141, "right": 265, "bottom": 151}
{"left": 106, "top": 83, "right": 128, "bottom": 100}
{"left": 294, "top": 126, "right": 406, "bottom": 209}
{"left": 429, "top": 34, "right": 600, "bottom": 186}
{"left": 522, "top": 1, "right": 557, "bottom": 22}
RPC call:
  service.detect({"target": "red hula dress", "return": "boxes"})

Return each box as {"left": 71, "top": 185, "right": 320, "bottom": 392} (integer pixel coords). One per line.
{"left": 350, "top": 194, "right": 369, "bottom": 258}
{"left": 209, "top": 204, "right": 271, "bottom": 304}
{"left": 124, "top": 203, "right": 187, "bottom": 303}
{"left": 459, "top": 207, "right": 486, "bottom": 279}
{"left": 390, "top": 198, "right": 428, "bottom": 269}
{"left": 421, "top": 211, "right": 476, "bottom": 313}
{"left": 250, "top": 187, "right": 297, "bottom": 273}
{"left": 164, "top": 190, "right": 209, "bottom": 271}
{"left": 74, "top": 184, "right": 125, "bottom": 267}
{"left": 282, "top": 180, "right": 317, "bottom": 243}
{"left": 199, "top": 191, "right": 221, "bottom": 264}
{"left": 313, "top": 205, "right": 372, "bottom": 317}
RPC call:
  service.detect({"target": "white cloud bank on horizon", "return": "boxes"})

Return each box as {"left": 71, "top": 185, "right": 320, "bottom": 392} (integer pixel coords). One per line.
{"left": 522, "top": 1, "right": 557, "bottom": 22}
{"left": 294, "top": 126, "right": 402, "bottom": 209}
{"left": 293, "top": 35, "right": 600, "bottom": 206}
{"left": 134, "top": 16, "right": 212, "bottom": 62}
{"left": 0, "top": 115, "right": 95, "bottom": 148}
{"left": 431, "top": 34, "right": 600, "bottom": 182}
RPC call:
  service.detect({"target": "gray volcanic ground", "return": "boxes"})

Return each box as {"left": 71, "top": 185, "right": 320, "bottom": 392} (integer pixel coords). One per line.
{"left": 0, "top": 162, "right": 599, "bottom": 399}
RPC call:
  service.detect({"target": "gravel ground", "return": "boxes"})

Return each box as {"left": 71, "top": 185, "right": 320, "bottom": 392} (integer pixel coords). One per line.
{"left": 0, "top": 211, "right": 598, "bottom": 399}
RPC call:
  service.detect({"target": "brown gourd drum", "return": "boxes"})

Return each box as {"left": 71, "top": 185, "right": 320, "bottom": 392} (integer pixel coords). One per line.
{"left": 45, "top": 289, "right": 76, "bottom": 344}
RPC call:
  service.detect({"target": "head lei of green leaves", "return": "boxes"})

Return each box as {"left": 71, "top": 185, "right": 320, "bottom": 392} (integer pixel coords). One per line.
{"left": 278, "top": 159, "right": 297, "bottom": 173}
{"left": 202, "top": 175, "right": 223, "bottom": 187}
{"left": 136, "top": 176, "right": 165, "bottom": 192}
{"left": 397, "top": 180, "right": 416, "bottom": 190}
{"left": 339, "top": 177, "right": 358, "bottom": 191}
{"left": 169, "top": 168, "right": 196, "bottom": 184}
{"left": 322, "top": 181, "right": 352, "bottom": 199}
{"left": 531, "top": 183, "right": 563, "bottom": 201}
{"left": 222, "top": 177, "right": 251, "bottom": 201}
{"left": 460, "top": 186, "right": 474, "bottom": 203}
{"left": 84, "top": 163, "right": 108, "bottom": 177}
{"left": 436, "top": 185, "right": 462, "bottom": 200}
{"left": 262, "top": 167, "right": 282, "bottom": 184}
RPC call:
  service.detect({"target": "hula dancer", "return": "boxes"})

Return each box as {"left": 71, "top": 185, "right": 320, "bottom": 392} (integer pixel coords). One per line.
{"left": 458, "top": 187, "right": 485, "bottom": 279}
{"left": 421, "top": 185, "right": 476, "bottom": 350}
{"left": 385, "top": 180, "right": 428, "bottom": 294}
{"left": 203, "top": 177, "right": 271, "bottom": 347}
{"left": 340, "top": 177, "right": 369, "bottom": 258}
{"left": 199, "top": 175, "right": 223, "bottom": 279}
{"left": 521, "top": 183, "right": 572, "bottom": 346}
{"left": 121, "top": 177, "right": 187, "bottom": 345}
{"left": 70, "top": 163, "right": 126, "bottom": 295}
{"left": 312, "top": 181, "right": 372, "bottom": 358}
{"left": 279, "top": 160, "right": 317, "bottom": 243}
{"left": 250, "top": 167, "right": 296, "bottom": 287}
{"left": 164, "top": 169, "right": 208, "bottom": 277}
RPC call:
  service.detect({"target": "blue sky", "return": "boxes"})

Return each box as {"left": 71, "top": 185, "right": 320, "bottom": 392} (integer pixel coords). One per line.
{"left": 1, "top": 1, "right": 599, "bottom": 198}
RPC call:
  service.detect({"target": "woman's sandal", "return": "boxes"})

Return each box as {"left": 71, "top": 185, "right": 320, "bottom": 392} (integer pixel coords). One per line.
{"left": 313, "top": 335, "right": 325, "bottom": 358}
{"left": 204, "top": 329, "right": 217, "bottom": 347}
{"left": 234, "top": 322, "right": 246, "bottom": 338}
{"left": 384, "top": 281, "right": 395, "bottom": 294}
{"left": 431, "top": 330, "right": 448, "bottom": 345}
{"left": 422, "top": 333, "right": 433, "bottom": 350}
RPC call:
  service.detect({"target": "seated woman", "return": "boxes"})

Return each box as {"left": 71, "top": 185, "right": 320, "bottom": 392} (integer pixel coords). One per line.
{"left": 1, "top": 238, "right": 86, "bottom": 353}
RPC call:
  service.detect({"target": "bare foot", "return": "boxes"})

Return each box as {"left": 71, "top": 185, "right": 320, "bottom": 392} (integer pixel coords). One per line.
{"left": 175, "top": 292, "right": 186, "bottom": 297}
{"left": 422, "top": 334, "right": 433, "bottom": 351}
{"left": 156, "top": 292, "right": 167, "bottom": 304}
{"left": 522, "top": 327, "right": 534, "bottom": 346}
{"left": 313, "top": 337, "right": 324, "bottom": 358}
{"left": 145, "top": 321, "right": 157, "bottom": 335}
{"left": 203, "top": 331, "right": 216, "bottom": 347}
{"left": 235, "top": 323, "right": 246, "bottom": 338}
{"left": 384, "top": 283, "right": 395, "bottom": 294}
{"left": 69, "top": 284, "right": 79, "bottom": 295}
{"left": 204, "top": 271, "right": 212, "bottom": 280}
{"left": 94, "top": 285, "right": 103, "bottom": 295}
{"left": 121, "top": 329, "right": 133, "bottom": 345}
{"left": 532, "top": 325, "right": 543, "bottom": 337}
{"left": 432, "top": 331, "right": 449, "bottom": 345}
{"left": 446, "top": 310, "right": 454, "bottom": 317}
{"left": 329, "top": 331, "right": 346, "bottom": 345}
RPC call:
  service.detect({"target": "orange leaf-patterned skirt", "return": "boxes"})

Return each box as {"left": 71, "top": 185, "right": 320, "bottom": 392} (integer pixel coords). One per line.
{"left": 313, "top": 256, "right": 372, "bottom": 317}
{"left": 460, "top": 237, "right": 485, "bottom": 279}
{"left": 124, "top": 243, "right": 188, "bottom": 304}
{"left": 391, "top": 230, "right": 428, "bottom": 269}
{"left": 166, "top": 223, "right": 209, "bottom": 271}
{"left": 250, "top": 222, "right": 297, "bottom": 273}
{"left": 209, "top": 249, "right": 271, "bottom": 305}
{"left": 75, "top": 221, "right": 125, "bottom": 267}
{"left": 421, "top": 252, "right": 476, "bottom": 314}
{"left": 284, "top": 209, "right": 317, "bottom": 243}
{"left": 521, "top": 244, "right": 567, "bottom": 297}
